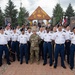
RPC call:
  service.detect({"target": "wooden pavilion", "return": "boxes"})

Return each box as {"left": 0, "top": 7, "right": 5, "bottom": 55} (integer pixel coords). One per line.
{"left": 28, "top": 6, "right": 51, "bottom": 25}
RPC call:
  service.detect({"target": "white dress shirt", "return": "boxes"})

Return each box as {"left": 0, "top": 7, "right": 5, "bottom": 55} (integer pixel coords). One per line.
{"left": 43, "top": 32, "right": 52, "bottom": 42}
{"left": 0, "top": 33, "right": 9, "bottom": 45}
{"left": 4, "top": 29, "right": 11, "bottom": 41}
{"left": 52, "top": 31, "right": 66, "bottom": 44}
{"left": 16, "top": 29, "right": 21, "bottom": 35}
{"left": 18, "top": 34, "right": 28, "bottom": 44}
{"left": 37, "top": 31, "right": 44, "bottom": 40}
{"left": 26, "top": 31, "right": 33, "bottom": 41}
{"left": 70, "top": 33, "right": 75, "bottom": 44}
{"left": 11, "top": 33, "right": 19, "bottom": 41}
{"left": 65, "top": 30, "right": 71, "bottom": 40}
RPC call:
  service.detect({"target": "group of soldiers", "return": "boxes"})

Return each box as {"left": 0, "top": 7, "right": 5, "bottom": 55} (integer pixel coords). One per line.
{"left": 0, "top": 23, "right": 75, "bottom": 70}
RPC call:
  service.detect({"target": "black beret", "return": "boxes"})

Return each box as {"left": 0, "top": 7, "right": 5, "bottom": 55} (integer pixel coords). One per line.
{"left": 57, "top": 24, "right": 62, "bottom": 27}
{"left": 20, "top": 28, "right": 25, "bottom": 32}
{"left": 12, "top": 27, "right": 16, "bottom": 30}
{"left": 46, "top": 26, "right": 50, "bottom": 30}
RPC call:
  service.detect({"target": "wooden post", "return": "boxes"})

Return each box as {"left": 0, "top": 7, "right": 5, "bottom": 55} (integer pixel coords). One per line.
{"left": 46, "top": 20, "right": 49, "bottom": 25}
{"left": 30, "top": 20, "right": 33, "bottom": 26}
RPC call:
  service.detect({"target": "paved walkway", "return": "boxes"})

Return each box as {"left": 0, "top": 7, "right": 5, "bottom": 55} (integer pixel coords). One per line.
{"left": 0, "top": 58, "right": 75, "bottom": 75}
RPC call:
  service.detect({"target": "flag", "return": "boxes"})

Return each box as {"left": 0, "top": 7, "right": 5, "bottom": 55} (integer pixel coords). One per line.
{"left": 62, "top": 17, "right": 67, "bottom": 25}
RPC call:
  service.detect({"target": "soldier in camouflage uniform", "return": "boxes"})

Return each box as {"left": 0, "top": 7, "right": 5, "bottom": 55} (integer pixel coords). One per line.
{"left": 29, "top": 28, "right": 41, "bottom": 64}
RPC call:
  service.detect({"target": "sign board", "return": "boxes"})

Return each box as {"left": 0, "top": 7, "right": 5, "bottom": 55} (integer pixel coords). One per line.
{"left": 70, "top": 17, "right": 75, "bottom": 30}
{"left": 5, "top": 17, "right": 11, "bottom": 25}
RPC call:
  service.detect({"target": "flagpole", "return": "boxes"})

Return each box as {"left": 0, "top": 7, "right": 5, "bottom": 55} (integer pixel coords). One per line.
{"left": 58, "top": 0, "right": 60, "bottom": 4}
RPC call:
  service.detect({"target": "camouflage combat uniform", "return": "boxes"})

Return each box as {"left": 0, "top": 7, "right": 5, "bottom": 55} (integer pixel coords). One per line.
{"left": 29, "top": 34, "right": 41, "bottom": 64}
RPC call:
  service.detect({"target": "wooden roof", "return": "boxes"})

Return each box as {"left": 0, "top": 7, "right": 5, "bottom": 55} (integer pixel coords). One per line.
{"left": 28, "top": 6, "right": 51, "bottom": 20}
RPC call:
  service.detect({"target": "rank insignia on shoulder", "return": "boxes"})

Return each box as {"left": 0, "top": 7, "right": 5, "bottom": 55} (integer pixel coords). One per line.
{"left": 70, "top": 32, "right": 73, "bottom": 35}
{"left": 63, "top": 31, "right": 66, "bottom": 32}
{"left": 5, "top": 33, "right": 7, "bottom": 35}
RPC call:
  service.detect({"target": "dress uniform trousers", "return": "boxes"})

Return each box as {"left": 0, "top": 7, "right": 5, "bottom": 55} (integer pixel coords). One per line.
{"left": 70, "top": 44, "right": 75, "bottom": 68}
{"left": 65, "top": 40, "right": 70, "bottom": 64}
{"left": 39, "top": 40, "right": 44, "bottom": 60}
{"left": 11, "top": 41, "right": 19, "bottom": 61}
{"left": 0, "top": 45, "right": 10, "bottom": 64}
{"left": 20, "top": 44, "right": 28, "bottom": 63}
{"left": 43, "top": 42, "right": 52, "bottom": 65}
{"left": 8, "top": 41, "right": 11, "bottom": 49}
{"left": 52, "top": 41, "right": 55, "bottom": 61}
{"left": 27, "top": 41, "right": 31, "bottom": 60}
{"left": 54, "top": 44, "right": 65, "bottom": 66}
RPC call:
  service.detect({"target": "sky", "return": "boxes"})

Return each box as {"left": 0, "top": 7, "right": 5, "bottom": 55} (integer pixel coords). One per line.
{"left": 0, "top": 0, "right": 75, "bottom": 17}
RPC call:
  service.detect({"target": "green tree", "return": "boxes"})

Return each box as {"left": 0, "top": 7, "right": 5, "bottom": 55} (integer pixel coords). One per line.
{"left": 18, "top": 7, "right": 29, "bottom": 26}
{"left": 4, "top": 0, "right": 18, "bottom": 26}
{"left": 0, "top": 7, "right": 4, "bottom": 26}
{"left": 53, "top": 4, "right": 63, "bottom": 24}
{"left": 65, "top": 3, "right": 75, "bottom": 25}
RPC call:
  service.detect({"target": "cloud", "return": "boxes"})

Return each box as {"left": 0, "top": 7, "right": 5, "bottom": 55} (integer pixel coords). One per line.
{"left": 12, "top": 0, "right": 31, "bottom": 11}
{"left": 60, "top": 0, "right": 75, "bottom": 11}
{"left": 0, "top": 0, "right": 75, "bottom": 17}
{"left": 0, "top": 0, "right": 7, "bottom": 11}
{"left": 36, "top": 0, "right": 58, "bottom": 16}
{"left": 27, "top": 0, "right": 58, "bottom": 16}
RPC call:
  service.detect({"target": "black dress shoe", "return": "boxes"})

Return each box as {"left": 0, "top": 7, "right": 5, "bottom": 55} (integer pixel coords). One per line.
{"left": 7, "top": 62, "right": 11, "bottom": 65}
{"left": 0, "top": 64, "right": 2, "bottom": 67}
{"left": 18, "top": 59, "right": 20, "bottom": 61}
{"left": 62, "top": 66, "right": 66, "bottom": 69}
{"left": 20, "top": 62, "right": 22, "bottom": 64}
{"left": 26, "top": 62, "right": 28, "bottom": 64}
{"left": 50, "top": 64, "right": 53, "bottom": 66}
{"left": 54, "top": 65, "right": 57, "bottom": 68}
{"left": 70, "top": 67, "right": 73, "bottom": 70}
{"left": 43, "top": 63, "right": 47, "bottom": 66}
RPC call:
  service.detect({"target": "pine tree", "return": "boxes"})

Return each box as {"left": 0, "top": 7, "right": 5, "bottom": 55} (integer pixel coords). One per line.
{"left": 53, "top": 4, "right": 63, "bottom": 24}
{"left": 18, "top": 7, "right": 29, "bottom": 26}
{"left": 65, "top": 3, "right": 75, "bottom": 25}
{"left": 5, "top": 0, "right": 18, "bottom": 26}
